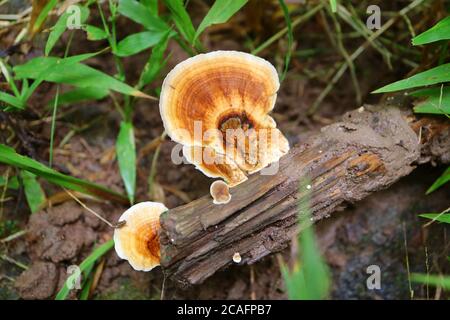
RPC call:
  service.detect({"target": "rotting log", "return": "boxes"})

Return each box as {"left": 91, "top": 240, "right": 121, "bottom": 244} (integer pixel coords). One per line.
{"left": 160, "top": 104, "right": 450, "bottom": 287}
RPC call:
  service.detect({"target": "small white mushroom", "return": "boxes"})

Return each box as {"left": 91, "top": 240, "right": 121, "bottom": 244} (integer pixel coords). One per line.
{"left": 233, "top": 252, "right": 242, "bottom": 264}
{"left": 210, "top": 180, "right": 232, "bottom": 205}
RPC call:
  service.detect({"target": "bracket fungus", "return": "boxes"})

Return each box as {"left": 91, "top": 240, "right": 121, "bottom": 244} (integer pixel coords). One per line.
{"left": 114, "top": 202, "right": 167, "bottom": 271}
{"left": 210, "top": 180, "right": 232, "bottom": 204}
{"left": 160, "top": 50, "right": 289, "bottom": 187}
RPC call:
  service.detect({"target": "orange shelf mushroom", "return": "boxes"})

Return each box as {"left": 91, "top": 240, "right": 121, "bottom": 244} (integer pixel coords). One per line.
{"left": 160, "top": 51, "right": 289, "bottom": 187}
{"left": 114, "top": 202, "right": 168, "bottom": 271}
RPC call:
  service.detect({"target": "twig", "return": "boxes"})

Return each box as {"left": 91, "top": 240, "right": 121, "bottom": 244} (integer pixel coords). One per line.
{"left": 64, "top": 188, "right": 125, "bottom": 229}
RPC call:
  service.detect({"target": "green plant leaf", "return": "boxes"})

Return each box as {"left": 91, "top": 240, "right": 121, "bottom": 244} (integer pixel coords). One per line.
{"left": 116, "top": 122, "right": 136, "bottom": 204}
{"left": 14, "top": 55, "right": 150, "bottom": 98}
{"left": 419, "top": 213, "right": 450, "bottom": 224}
{"left": 412, "top": 86, "right": 450, "bottom": 114}
{"left": 20, "top": 170, "right": 46, "bottom": 213}
{"left": 426, "top": 166, "right": 450, "bottom": 194}
{"left": 115, "top": 30, "right": 168, "bottom": 57}
{"left": 163, "top": 0, "right": 196, "bottom": 43}
{"left": 0, "top": 176, "right": 19, "bottom": 190}
{"left": 281, "top": 182, "right": 330, "bottom": 300}
{"left": 0, "top": 92, "right": 24, "bottom": 109}
{"left": 118, "top": 0, "right": 169, "bottom": 32}
{"left": 278, "top": 0, "right": 292, "bottom": 82}
{"left": 413, "top": 16, "right": 450, "bottom": 46}
{"left": 0, "top": 144, "right": 128, "bottom": 204}
{"left": 329, "top": 0, "right": 337, "bottom": 13}
{"left": 85, "top": 25, "right": 108, "bottom": 41}
{"left": 194, "top": 0, "right": 248, "bottom": 40}
{"left": 45, "top": 6, "right": 90, "bottom": 56}
{"left": 138, "top": 31, "right": 171, "bottom": 87}
{"left": 411, "top": 273, "right": 450, "bottom": 290}
{"left": 48, "top": 87, "right": 109, "bottom": 107}
{"left": 31, "top": 0, "right": 58, "bottom": 35}
{"left": 55, "top": 239, "right": 114, "bottom": 300}
{"left": 373, "top": 63, "right": 450, "bottom": 93}
{"left": 141, "top": 0, "right": 158, "bottom": 14}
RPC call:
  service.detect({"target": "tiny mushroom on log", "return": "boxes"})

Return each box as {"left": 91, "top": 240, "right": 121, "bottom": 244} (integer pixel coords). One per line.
{"left": 114, "top": 202, "right": 168, "bottom": 271}
{"left": 159, "top": 50, "right": 290, "bottom": 187}
{"left": 210, "top": 180, "right": 231, "bottom": 204}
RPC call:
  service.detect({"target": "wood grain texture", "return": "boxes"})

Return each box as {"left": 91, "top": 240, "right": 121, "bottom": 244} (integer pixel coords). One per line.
{"left": 160, "top": 104, "right": 450, "bottom": 287}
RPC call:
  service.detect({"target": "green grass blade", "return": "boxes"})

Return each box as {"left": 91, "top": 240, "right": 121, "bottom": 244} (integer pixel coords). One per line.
{"left": 411, "top": 273, "right": 450, "bottom": 290}
{"left": 163, "top": 0, "right": 196, "bottom": 44}
{"left": 413, "top": 16, "right": 450, "bottom": 46}
{"left": 115, "top": 30, "right": 168, "bottom": 57}
{"left": 0, "top": 144, "right": 128, "bottom": 204}
{"left": 426, "top": 166, "right": 450, "bottom": 194}
{"left": 118, "top": 0, "right": 169, "bottom": 32}
{"left": 329, "top": 0, "right": 337, "bottom": 13}
{"left": 412, "top": 86, "right": 450, "bottom": 114}
{"left": 278, "top": 0, "right": 292, "bottom": 82}
{"left": 48, "top": 87, "right": 109, "bottom": 107}
{"left": 373, "top": 63, "right": 450, "bottom": 93}
{"left": 116, "top": 122, "right": 136, "bottom": 204}
{"left": 282, "top": 182, "right": 330, "bottom": 300}
{"left": 45, "top": 6, "right": 90, "bottom": 56}
{"left": 55, "top": 239, "right": 114, "bottom": 300}
{"left": 20, "top": 170, "right": 46, "bottom": 213}
{"left": 0, "top": 92, "right": 24, "bottom": 109}
{"left": 14, "top": 55, "right": 151, "bottom": 99}
{"left": 138, "top": 31, "right": 171, "bottom": 87}
{"left": 85, "top": 25, "right": 108, "bottom": 41}
{"left": 0, "top": 176, "right": 19, "bottom": 190}
{"left": 31, "top": 0, "right": 58, "bottom": 35}
{"left": 194, "top": 0, "right": 248, "bottom": 41}
{"left": 419, "top": 213, "right": 450, "bottom": 224}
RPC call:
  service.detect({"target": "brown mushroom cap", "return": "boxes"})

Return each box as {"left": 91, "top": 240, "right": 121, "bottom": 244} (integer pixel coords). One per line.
{"left": 210, "top": 180, "right": 232, "bottom": 204}
{"left": 160, "top": 50, "right": 289, "bottom": 184}
{"left": 113, "top": 202, "right": 167, "bottom": 271}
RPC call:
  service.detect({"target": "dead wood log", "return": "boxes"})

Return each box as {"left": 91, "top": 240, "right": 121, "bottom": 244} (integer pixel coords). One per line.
{"left": 160, "top": 104, "right": 450, "bottom": 287}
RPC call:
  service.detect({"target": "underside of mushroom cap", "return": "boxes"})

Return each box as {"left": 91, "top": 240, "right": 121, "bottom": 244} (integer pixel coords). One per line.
{"left": 183, "top": 145, "right": 247, "bottom": 187}
{"left": 114, "top": 202, "right": 168, "bottom": 272}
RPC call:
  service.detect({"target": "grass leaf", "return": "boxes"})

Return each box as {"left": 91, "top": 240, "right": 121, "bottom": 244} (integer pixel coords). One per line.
{"left": 329, "top": 0, "right": 338, "bottom": 13}
{"left": 116, "top": 122, "right": 136, "bottom": 204}
{"left": 20, "top": 170, "right": 46, "bottom": 213}
{"left": 194, "top": 0, "right": 248, "bottom": 41}
{"left": 281, "top": 182, "right": 330, "bottom": 300}
{"left": 419, "top": 213, "right": 450, "bottom": 224}
{"left": 0, "top": 92, "right": 24, "bottom": 109}
{"left": 29, "top": 0, "right": 58, "bottom": 36}
{"left": 118, "top": 0, "right": 169, "bottom": 32}
{"left": 426, "top": 166, "right": 450, "bottom": 194}
{"left": 413, "top": 16, "right": 450, "bottom": 46}
{"left": 55, "top": 239, "right": 114, "bottom": 300}
{"left": 0, "top": 176, "right": 19, "bottom": 190}
{"left": 412, "top": 86, "right": 450, "bottom": 114}
{"left": 373, "top": 63, "right": 450, "bottom": 93}
{"left": 138, "top": 31, "right": 171, "bottom": 87}
{"left": 278, "top": 0, "right": 292, "bottom": 82}
{"left": 14, "top": 55, "right": 151, "bottom": 98}
{"left": 0, "top": 144, "right": 128, "bottom": 204}
{"left": 48, "top": 87, "right": 109, "bottom": 107}
{"left": 411, "top": 273, "right": 450, "bottom": 290}
{"left": 85, "top": 25, "right": 108, "bottom": 41}
{"left": 45, "top": 5, "right": 90, "bottom": 56}
{"left": 163, "top": 0, "right": 196, "bottom": 44}
{"left": 115, "top": 30, "right": 168, "bottom": 57}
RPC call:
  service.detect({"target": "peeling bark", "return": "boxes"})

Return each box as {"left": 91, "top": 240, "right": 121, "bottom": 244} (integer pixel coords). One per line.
{"left": 160, "top": 104, "right": 450, "bottom": 287}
